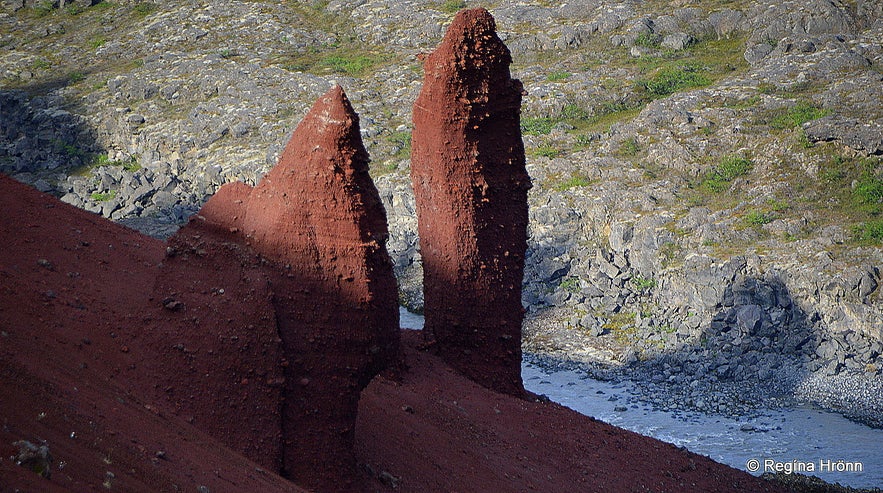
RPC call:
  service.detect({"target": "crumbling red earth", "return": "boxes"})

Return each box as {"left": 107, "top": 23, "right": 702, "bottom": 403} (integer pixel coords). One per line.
{"left": 0, "top": 173, "right": 305, "bottom": 492}
{"left": 0, "top": 144, "right": 787, "bottom": 493}
{"left": 411, "top": 8, "right": 531, "bottom": 396}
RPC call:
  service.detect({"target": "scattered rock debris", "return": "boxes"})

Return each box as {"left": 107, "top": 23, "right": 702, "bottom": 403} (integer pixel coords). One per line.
{"left": 12, "top": 440, "right": 52, "bottom": 479}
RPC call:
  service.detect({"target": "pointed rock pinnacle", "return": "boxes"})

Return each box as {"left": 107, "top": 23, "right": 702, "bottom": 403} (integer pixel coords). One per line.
{"left": 192, "top": 84, "right": 399, "bottom": 490}
{"left": 411, "top": 8, "right": 531, "bottom": 396}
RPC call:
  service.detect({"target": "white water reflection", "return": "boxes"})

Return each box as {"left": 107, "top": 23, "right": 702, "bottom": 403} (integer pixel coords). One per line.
{"left": 399, "top": 306, "right": 424, "bottom": 330}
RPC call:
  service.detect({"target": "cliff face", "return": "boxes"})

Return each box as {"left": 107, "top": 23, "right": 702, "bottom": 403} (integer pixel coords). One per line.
{"left": 186, "top": 85, "right": 400, "bottom": 490}
{"left": 411, "top": 8, "right": 531, "bottom": 396}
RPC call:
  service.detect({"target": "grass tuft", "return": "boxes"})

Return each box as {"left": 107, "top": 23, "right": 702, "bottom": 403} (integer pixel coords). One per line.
{"left": 769, "top": 100, "right": 830, "bottom": 130}
{"left": 637, "top": 63, "right": 711, "bottom": 98}
{"left": 553, "top": 174, "right": 594, "bottom": 191}
{"left": 702, "top": 155, "right": 751, "bottom": 193}
{"left": 744, "top": 210, "right": 772, "bottom": 226}
{"left": 634, "top": 32, "right": 660, "bottom": 49}
{"left": 521, "top": 117, "right": 556, "bottom": 135}
{"left": 278, "top": 2, "right": 395, "bottom": 78}
{"left": 319, "top": 53, "right": 387, "bottom": 76}
{"left": 559, "top": 277, "right": 580, "bottom": 292}
{"left": 853, "top": 220, "right": 883, "bottom": 243}
{"left": 435, "top": 0, "right": 467, "bottom": 13}
{"left": 530, "top": 145, "right": 560, "bottom": 158}
{"left": 546, "top": 71, "right": 571, "bottom": 82}
{"left": 853, "top": 173, "right": 883, "bottom": 208}
{"left": 132, "top": 2, "right": 157, "bottom": 17}
{"left": 31, "top": 0, "right": 56, "bottom": 17}
{"left": 90, "top": 190, "right": 116, "bottom": 202}
{"left": 388, "top": 130, "right": 412, "bottom": 160}
{"left": 615, "top": 137, "right": 640, "bottom": 157}
{"left": 282, "top": 45, "right": 390, "bottom": 77}
{"left": 89, "top": 36, "right": 106, "bottom": 50}
{"left": 632, "top": 276, "right": 656, "bottom": 290}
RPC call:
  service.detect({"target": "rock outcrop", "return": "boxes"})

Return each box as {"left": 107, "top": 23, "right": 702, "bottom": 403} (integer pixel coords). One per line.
{"left": 189, "top": 85, "right": 400, "bottom": 490}
{"left": 411, "top": 8, "right": 531, "bottom": 396}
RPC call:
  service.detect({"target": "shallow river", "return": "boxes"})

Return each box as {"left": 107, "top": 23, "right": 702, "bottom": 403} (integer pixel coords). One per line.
{"left": 400, "top": 308, "right": 883, "bottom": 489}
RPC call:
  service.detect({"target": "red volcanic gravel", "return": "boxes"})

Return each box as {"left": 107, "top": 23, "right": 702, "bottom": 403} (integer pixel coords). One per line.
{"left": 0, "top": 174, "right": 303, "bottom": 492}
{"left": 356, "top": 331, "right": 789, "bottom": 493}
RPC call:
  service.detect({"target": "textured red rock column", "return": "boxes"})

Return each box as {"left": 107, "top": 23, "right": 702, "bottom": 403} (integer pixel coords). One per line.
{"left": 204, "top": 85, "right": 400, "bottom": 490}
{"left": 411, "top": 8, "right": 531, "bottom": 396}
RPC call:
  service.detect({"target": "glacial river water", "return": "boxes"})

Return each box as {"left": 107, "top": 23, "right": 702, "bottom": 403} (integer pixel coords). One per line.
{"left": 399, "top": 308, "right": 883, "bottom": 489}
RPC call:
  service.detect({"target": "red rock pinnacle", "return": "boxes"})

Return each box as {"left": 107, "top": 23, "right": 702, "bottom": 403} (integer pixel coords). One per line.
{"left": 199, "top": 85, "right": 400, "bottom": 490}
{"left": 411, "top": 8, "right": 531, "bottom": 396}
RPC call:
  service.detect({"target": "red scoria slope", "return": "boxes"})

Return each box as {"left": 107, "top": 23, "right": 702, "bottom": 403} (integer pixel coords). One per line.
{"left": 0, "top": 174, "right": 304, "bottom": 493}
{"left": 357, "top": 331, "right": 790, "bottom": 493}
{"left": 0, "top": 173, "right": 789, "bottom": 492}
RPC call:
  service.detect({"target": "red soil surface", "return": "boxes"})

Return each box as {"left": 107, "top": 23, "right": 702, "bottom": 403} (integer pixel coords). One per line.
{"left": 357, "top": 331, "right": 789, "bottom": 493}
{"left": 0, "top": 174, "right": 302, "bottom": 492}
{"left": 0, "top": 174, "right": 790, "bottom": 492}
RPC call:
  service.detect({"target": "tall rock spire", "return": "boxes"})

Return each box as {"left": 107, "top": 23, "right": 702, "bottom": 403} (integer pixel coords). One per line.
{"left": 199, "top": 84, "right": 399, "bottom": 491}
{"left": 411, "top": 8, "right": 531, "bottom": 396}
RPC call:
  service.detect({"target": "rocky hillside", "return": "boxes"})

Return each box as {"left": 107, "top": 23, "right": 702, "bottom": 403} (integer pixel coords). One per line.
{"left": 2, "top": 0, "right": 882, "bottom": 422}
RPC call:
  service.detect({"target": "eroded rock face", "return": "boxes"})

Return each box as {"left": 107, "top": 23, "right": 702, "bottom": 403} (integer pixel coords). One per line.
{"left": 411, "top": 8, "right": 531, "bottom": 396}
{"left": 193, "top": 85, "right": 400, "bottom": 490}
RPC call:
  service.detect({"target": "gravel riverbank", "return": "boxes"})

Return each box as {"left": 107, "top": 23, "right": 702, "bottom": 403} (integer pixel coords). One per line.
{"left": 524, "top": 343, "right": 883, "bottom": 429}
